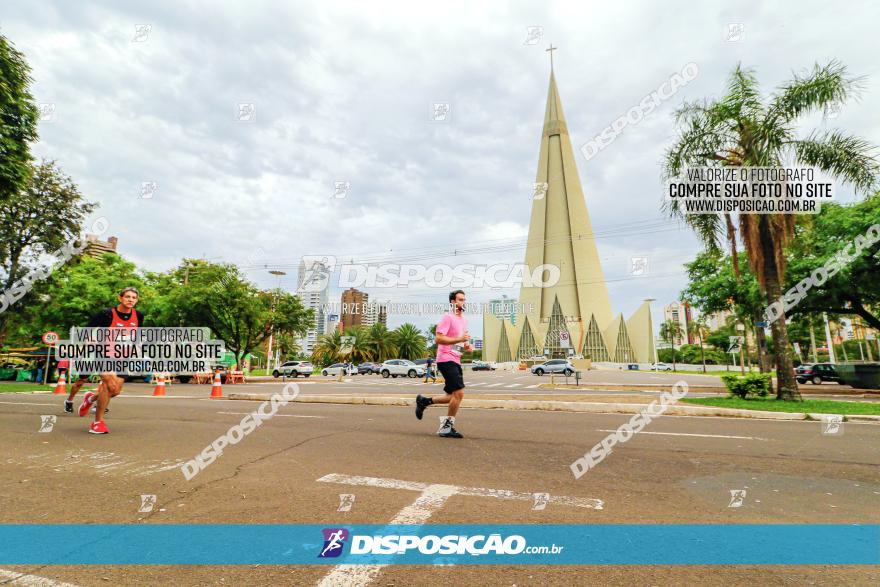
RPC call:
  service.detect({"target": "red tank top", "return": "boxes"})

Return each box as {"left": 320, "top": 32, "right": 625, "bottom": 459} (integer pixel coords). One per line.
{"left": 110, "top": 307, "right": 139, "bottom": 328}
{"left": 107, "top": 308, "right": 138, "bottom": 361}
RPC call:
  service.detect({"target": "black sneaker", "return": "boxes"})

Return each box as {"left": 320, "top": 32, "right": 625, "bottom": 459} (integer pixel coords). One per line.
{"left": 438, "top": 426, "right": 463, "bottom": 439}
{"left": 64, "top": 400, "right": 73, "bottom": 414}
{"left": 415, "top": 394, "right": 431, "bottom": 420}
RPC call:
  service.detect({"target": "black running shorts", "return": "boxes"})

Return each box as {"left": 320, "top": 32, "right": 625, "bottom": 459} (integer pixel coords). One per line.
{"left": 437, "top": 361, "right": 464, "bottom": 393}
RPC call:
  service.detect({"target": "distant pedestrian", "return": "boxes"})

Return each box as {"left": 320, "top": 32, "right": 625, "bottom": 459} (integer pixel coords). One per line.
{"left": 424, "top": 357, "right": 436, "bottom": 383}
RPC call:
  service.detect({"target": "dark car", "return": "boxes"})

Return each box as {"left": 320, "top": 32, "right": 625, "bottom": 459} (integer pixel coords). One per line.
{"left": 357, "top": 362, "right": 380, "bottom": 375}
{"left": 471, "top": 361, "right": 496, "bottom": 371}
{"left": 796, "top": 363, "right": 844, "bottom": 385}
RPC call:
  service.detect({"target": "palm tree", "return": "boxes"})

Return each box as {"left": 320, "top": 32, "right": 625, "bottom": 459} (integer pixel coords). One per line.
{"left": 664, "top": 61, "right": 878, "bottom": 400}
{"left": 392, "top": 323, "right": 427, "bottom": 360}
{"left": 660, "top": 319, "right": 683, "bottom": 371}
{"left": 366, "top": 323, "right": 397, "bottom": 362}
{"left": 689, "top": 317, "right": 710, "bottom": 373}
{"left": 311, "top": 330, "right": 342, "bottom": 366}
{"left": 343, "top": 326, "right": 374, "bottom": 363}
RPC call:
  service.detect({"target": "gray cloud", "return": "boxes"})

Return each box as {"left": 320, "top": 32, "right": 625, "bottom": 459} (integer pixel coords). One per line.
{"left": 5, "top": 0, "right": 879, "bottom": 334}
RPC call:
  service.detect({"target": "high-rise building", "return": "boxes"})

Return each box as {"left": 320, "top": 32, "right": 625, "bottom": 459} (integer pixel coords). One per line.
{"left": 362, "top": 300, "right": 388, "bottom": 328}
{"left": 483, "top": 62, "right": 654, "bottom": 363}
{"left": 340, "top": 288, "right": 368, "bottom": 331}
{"left": 296, "top": 258, "right": 330, "bottom": 355}
{"left": 663, "top": 302, "right": 690, "bottom": 347}
{"left": 83, "top": 235, "right": 119, "bottom": 258}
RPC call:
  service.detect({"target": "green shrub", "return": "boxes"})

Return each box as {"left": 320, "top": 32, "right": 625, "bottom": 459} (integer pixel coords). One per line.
{"left": 720, "top": 372, "right": 771, "bottom": 398}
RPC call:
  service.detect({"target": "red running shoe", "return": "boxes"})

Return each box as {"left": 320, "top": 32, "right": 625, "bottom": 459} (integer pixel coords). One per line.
{"left": 78, "top": 391, "right": 97, "bottom": 417}
{"left": 89, "top": 420, "right": 109, "bottom": 434}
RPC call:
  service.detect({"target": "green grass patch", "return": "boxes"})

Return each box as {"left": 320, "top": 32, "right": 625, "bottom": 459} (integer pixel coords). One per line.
{"left": 682, "top": 396, "right": 880, "bottom": 415}
{"left": 0, "top": 383, "right": 98, "bottom": 394}
{"left": 0, "top": 383, "right": 55, "bottom": 393}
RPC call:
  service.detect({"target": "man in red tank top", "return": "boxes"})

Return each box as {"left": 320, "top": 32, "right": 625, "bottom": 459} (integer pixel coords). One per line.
{"left": 68, "top": 287, "right": 144, "bottom": 434}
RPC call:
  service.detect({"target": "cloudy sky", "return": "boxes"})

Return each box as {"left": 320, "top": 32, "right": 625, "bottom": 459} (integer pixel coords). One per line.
{"left": 4, "top": 0, "right": 879, "bottom": 334}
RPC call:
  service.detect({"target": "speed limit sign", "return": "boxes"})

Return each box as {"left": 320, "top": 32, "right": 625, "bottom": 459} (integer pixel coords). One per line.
{"left": 42, "top": 331, "right": 60, "bottom": 346}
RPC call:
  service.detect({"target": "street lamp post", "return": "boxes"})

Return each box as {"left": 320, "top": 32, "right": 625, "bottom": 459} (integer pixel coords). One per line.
{"left": 267, "top": 270, "right": 287, "bottom": 373}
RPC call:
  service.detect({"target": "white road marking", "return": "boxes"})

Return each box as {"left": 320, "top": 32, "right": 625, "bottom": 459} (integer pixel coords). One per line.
{"left": 485, "top": 383, "right": 505, "bottom": 388}
{"left": 11, "top": 449, "right": 183, "bottom": 478}
{"left": 526, "top": 384, "right": 541, "bottom": 389}
{"left": 508, "top": 383, "right": 522, "bottom": 388}
{"left": 468, "top": 382, "right": 486, "bottom": 387}
{"left": 315, "top": 483, "right": 458, "bottom": 587}
{"left": 317, "top": 473, "right": 603, "bottom": 510}
{"left": 0, "top": 569, "right": 83, "bottom": 587}
{"left": 596, "top": 429, "right": 766, "bottom": 440}
{"left": 315, "top": 474, "right": 601, "bottom": 585}
{"left": 216, "top": 411, "right": 325, "bottom": 419}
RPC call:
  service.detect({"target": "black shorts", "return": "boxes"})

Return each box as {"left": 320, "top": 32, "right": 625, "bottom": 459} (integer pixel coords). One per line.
{"left": 437, "top": 361, "right": 464, "bottom": 393}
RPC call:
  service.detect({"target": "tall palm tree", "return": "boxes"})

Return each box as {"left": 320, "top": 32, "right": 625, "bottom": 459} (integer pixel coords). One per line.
{"left": 392, "top": 323, "right": 427, "bottom": 360}
{"left": 664, "top": 61, "right": 878, "bottom": 400}
{"left": 689, "top": 316, "right": 710, "bottom": 373}
{"left": 659, "top": 319, "right": 684, "bottom": 371}
{"left": 366, "top": 323, "right": 397, "bottom": 363}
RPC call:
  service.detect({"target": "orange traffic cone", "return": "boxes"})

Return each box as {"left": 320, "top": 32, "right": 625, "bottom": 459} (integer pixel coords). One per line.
{"left": 210, "top": 372, "right": 223, "bottom": 398}
{"left": 53, "top": 373, "right": 67, "bottom": 395}
{"left": 153, "top": 374, "right": 167, "bottom": 397}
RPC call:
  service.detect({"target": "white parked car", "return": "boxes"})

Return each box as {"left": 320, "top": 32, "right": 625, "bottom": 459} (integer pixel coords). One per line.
{"left": 380, "top": 359, "right": 425, "bottom": 378}
{"left": 651, "top": 362, "right": 673, "bottom": 371}
{"left": 273, "top": 360, "right": 313, "bottom": 378}
{"left": 321, "top": 363, "right": 357, "bottom": 376}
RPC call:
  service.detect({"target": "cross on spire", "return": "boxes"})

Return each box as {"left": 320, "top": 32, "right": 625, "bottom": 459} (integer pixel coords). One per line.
{"left": 546, "top": 44, "right": 557, "bottom": 71}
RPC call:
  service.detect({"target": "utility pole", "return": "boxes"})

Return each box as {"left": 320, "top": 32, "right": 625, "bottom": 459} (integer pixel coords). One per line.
{"left": 823, "top": 312, "right": 836, "bottom": 364}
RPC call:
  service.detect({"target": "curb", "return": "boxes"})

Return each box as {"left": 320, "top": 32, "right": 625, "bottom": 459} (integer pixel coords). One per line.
{"left": 220, "top": 393, "right": 880, "bottom": 421}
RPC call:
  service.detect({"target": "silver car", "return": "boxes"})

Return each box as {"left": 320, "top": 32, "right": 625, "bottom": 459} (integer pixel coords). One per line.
{"left": 273, "top": 360, "right": 313, "bottom": 378}
{"left": 530, "top": 359, "right": 575, "bottom": 376}
{"left": 380, "top": 359, "right": 426, "bottom": 378}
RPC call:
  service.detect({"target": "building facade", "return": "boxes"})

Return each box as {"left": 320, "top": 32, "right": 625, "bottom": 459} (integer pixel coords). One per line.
{"left": 482, "top": 66, "right": 654, "bottom": 364}
{"left": 296, "top": 258, "right": 329, "bottom": 355}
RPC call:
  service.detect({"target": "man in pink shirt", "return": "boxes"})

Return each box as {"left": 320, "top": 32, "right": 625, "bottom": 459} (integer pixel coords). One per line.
{"left": 415, "top": 290, "right": 471, "bottom": 438}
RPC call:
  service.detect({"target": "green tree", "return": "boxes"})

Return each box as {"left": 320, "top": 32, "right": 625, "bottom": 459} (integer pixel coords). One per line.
{"left": 151, "top": 260, "right": 312, "bottom": 366}
{"left": 665, "top": 61, "right": 879, "bottom": 399}
{"left": 312, "top": 329, "right": 342, "bottom": 366}
{"left": 688, "top": 317, "right": 710, "bottom": 372}
{"left": 343, "top": 326, "right": 373, "bottom": 363}
{"left": 682, "top": 251, "right": 770, "bottom": 371}
{"left": 659, "top": 319, "right": 683, "bottom": 370}
{"left": 273, "top": 333, "right": 302, "bottom": 362}
{"left": 392, "top": 323, "right": 427, "bottom": 360}
{"left": 0, "top": 160, "right": 96, "bottom": 341}
{"left": 366, "top": 323, "right": 397, "bottom": 363}
{"left": 783, "top": 198, "right": 880, "bottom": 329}
{"left": 426, "top": 323, "right": 438, "bottom": 355}
{"left": 4, "top": 253, "right": 148, "bottom": 345}
{"left": 0, "top": 35, "right": 39, "bottom": 202}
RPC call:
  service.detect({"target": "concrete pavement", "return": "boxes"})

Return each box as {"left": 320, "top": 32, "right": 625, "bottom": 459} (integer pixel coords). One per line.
{"left": 0, "top": 380, "right": 878, "bottom": 586}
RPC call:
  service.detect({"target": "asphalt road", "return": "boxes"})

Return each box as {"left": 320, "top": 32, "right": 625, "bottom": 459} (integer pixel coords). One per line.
{"left": 1, "top": 380, "right": 878, "bottom": 586}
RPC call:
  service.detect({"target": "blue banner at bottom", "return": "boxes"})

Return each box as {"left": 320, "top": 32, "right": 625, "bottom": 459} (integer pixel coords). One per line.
{"left": 0, "top": 525, "right": 877, "bottom": 565}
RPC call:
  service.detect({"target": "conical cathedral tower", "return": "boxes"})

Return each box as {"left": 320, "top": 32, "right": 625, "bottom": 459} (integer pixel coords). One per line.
{"left": 483, "top": 62, "right": 652, "bottom": 363}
